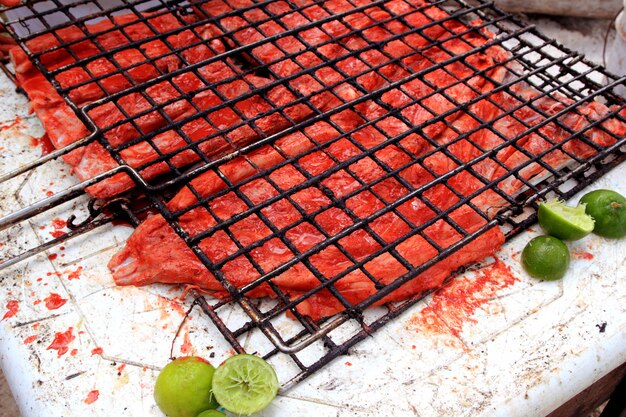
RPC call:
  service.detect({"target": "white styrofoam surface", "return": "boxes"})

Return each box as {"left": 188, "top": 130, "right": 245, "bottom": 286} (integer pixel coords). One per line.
{"left": 1, "top": 15, "right": 625, "bottom": 417}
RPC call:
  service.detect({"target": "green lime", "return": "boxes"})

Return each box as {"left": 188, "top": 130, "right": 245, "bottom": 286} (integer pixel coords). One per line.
{"left": 537, "top": 199, "right": 594, "bottom": 241}
{"left": 154, "top": 357, "right": 219, "bottom": 417}
{"left": 196, "top": 411, "right": 227, "bottom": 417}
{"left": 579, "top": 189, "right": 626, "bottom": 239}
{"left": 521, "top": 236, "right": 570, "bottom": 281}
{"left": 212, "top": 354, "right": 279, "bottom": 416}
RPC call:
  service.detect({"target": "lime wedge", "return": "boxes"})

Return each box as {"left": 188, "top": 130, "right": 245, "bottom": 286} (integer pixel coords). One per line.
{"left": 537, "top": 199, "right": 594, "bottom": 241}
{"left": 212, "top": 354, "right": 279, "bottom": 416}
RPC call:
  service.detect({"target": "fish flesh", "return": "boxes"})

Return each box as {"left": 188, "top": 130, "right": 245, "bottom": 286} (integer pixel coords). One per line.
{"left": 108, "top": 0, "right": 625, "bottom": 320}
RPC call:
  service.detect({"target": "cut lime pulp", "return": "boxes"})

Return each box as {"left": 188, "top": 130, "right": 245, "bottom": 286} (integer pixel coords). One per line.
{"left": 212, "top": 354, "right": 279, "bottom": 416}
{"left": 537, "top": 199, "right": 594, "bottom": 241}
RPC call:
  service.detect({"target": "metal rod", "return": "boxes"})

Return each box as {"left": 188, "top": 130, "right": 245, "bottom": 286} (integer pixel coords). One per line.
{"left": 0, "top": 134, "right": 96, "bottom": 184}
{"left": 0, "top": 165, "right": 129, "bottom": 232}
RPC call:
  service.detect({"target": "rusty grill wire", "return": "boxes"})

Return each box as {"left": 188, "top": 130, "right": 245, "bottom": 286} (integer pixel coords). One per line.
{"left": 1, "top": 0, "right": 626, "bottom": 388}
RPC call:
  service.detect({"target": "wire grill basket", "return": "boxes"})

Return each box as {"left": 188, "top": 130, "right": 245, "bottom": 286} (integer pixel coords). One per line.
{"left": 1, "top": 0, "right": 625, "bottom": 387}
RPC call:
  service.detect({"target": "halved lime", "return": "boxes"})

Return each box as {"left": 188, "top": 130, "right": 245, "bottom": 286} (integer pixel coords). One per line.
{"left": 580, "top": 189, "right": 626, "bottom": 239}
{"left": 154, "top": 357, "right": 219, "bottom": 417}
{"left": 521, "top": 235, "right": 570, "bottom": 281}
{"left": 212, "top": 354, "right": 279, "bottom": 416}
{"left": 537, "top": 199, "right": 594, "bottom": 241}
{"left": 196, "top": 411, "right": 227, "bottom": 417}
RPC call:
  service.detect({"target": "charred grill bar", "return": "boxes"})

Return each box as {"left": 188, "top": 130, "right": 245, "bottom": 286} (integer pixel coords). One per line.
{"left": 0, "top": 0, "right": 625, "bottom": 388}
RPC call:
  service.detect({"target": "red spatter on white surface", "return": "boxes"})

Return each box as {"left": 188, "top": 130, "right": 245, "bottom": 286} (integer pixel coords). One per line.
{"left": 408, "top": 258, "right": 518, "bottom": 340}
{"left": 49, "top": 218, "right": 67, "bottom": 239}
{"left": 47, "top": 327, "right": 75, "bottom": 357}
{"left": 29, "top": 133, "right": 55, "bottom": 156}
{"left": 67, "top": 266, "right": 83, "bottom": 280}
{"left": 44, "top": 293, "right": 67, "bottom": 310}
{"left": 91, "top": 347, "right": 103, "bottom": 355}
{"left": 2, "top": 300, "right": 19, "bottom": 320}
{"left": 180, "top": 331, "right": 193, "bottom": 354}
{"left": 0, "top": 116, "right": 21, "bottom": 131}
{"left": 572, "top": 250, "right": 594, "bottom": 260}
{"left": 23, "top": 335, "right": 37, "bottom": 344}
{"left": 84, "top": 390, "right": 99, "bottom": 404}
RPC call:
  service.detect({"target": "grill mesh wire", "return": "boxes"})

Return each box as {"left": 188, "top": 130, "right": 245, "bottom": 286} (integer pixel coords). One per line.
{"left": 2, "top": 0, "right": 626, "bottom": 387}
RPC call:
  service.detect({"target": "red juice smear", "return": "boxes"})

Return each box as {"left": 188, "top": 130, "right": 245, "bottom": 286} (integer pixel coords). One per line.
{"left": 47, "top": 327, "right": 75, "bottom": 357}
{"left": 23, "top": 335, "right": 37, "bottom": 344}
{"left": 117, "top": 364, "right": 126, "bottom": 374}
{"left": 0, "top": 116, "right": 21, "bottom": 131}
{"left": 67, "top": 266, "right": 83, "bottom": 280}
{"left": 408, "top": 258, "right": 518, "bottom": 338}
{"left": 572, "top": 250, "right": 594, "bottom": 260}
{"left": 44, "top": 293, "right": 67, "bottom": 310}
{"left": 91, "top": 347, "right": 103, "bottom": 355}
{"left": 180, "top": 331, "right": 192, "bottom": 354}
{"left": 84, "top": 390, "right": 99, "bottom": 404}
{"left": 30, "top": 133, "right": 55, "bottom": 155}
{"left": 47, "top": 253, "right": 58, "bottom": 261}
{"left": 70, "top": 349, "right": 78, "bottom": 356}
{"left": 2, "top": 300, "right": 19, "bottom": 320}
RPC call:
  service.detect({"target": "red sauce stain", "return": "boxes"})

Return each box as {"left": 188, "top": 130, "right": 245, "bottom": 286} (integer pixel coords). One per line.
{"left": 48, "top": 253, "right": 58, "bottom": 261}
{"left": 44, "top": 293, "right": 67, "bottom": 310}
{"left": 70, "top": 349, "right": 78, "bottom": 356}
{"left": 0, "top": 116, "right": 21, "bottom": 131}
{"left": 572, "top": 251, "right": 594, "bottom": 260}
{"left": 46, "top": 327, "right": 75, "bottom": 357}
{"left": 51, "top": 218, "right": 66, "bottom": 229}
{"left": 46, "top": 191, "right": 54, "bottom": 197}
{"left": 91, "top": 347, "right": 103, "bottom": 355}
{"left": 23, "top": 335, "right": 37, "bottom": 344}
{"left": 32, "top": 323, "right": 40, "bottom": 330}
{"left": 117, "top": 363, "right": 126, "bottom": 373}
{"left": 67, "top": 266, "right": 83, "bottom": 280}
{"left": 84, "top": 390, "right": 99, "bottom": 405}
{"left": 2, "top": 300, "right": 19, "bottom": 321}
{"left": 30, "top": 133, "right": 55, "bottom": 156}
{"left": 345, "top": 361, "right": 352, "bottom": 366}
{"left": 33, "top": 300, "right": 41, "bottom": 305}
{"left": 408, "top": 258, "right": 518, "bottom": 339}
{"left": 180, "top": 331, "right": 193, "bottom": 354}
{"left": 49, "top": 218, "right": 67, "bottom": 239}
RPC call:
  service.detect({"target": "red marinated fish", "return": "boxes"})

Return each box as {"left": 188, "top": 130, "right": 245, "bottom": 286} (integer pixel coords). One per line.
{"left": 11, "top": 10, "right": 323, "bottom": 198}
{"left": 14, "top": 0, "right": 624, "bottom": 320}
{"left": 108, "top": 1, "right": 625, "bottom": 320}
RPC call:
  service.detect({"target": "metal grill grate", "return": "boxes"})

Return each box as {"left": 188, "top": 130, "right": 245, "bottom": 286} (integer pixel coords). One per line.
{"left": 1, "top": 0, "right": 625, "bottom": 388}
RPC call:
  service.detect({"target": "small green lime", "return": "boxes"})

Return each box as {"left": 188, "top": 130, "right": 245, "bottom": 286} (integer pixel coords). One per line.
{"left": 579, "top": 189, "right": 626, "bottom": 239}
{"left": 154, "top": 357, "right": 219, "bottom": 417}
{"left": 196, "top": 411, "right": 227, "bottom": 417}
{"left": 537, "top": 199, "right": 594, "bottom": 241}
{"left": 521, "top": 235, "right": 570, "bottom": 281}
{"left": 212, "top": 354, "right": 279, "bottom": 416}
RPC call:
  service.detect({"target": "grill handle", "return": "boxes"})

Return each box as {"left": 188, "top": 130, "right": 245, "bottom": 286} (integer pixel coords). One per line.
{"left": 0, "top": 165, "right": 130, "bottom": 232}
